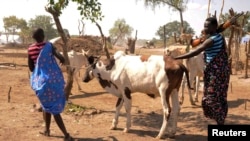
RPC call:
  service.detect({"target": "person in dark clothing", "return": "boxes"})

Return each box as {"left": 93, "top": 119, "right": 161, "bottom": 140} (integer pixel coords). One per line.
{"left": 174, "top": 17, "right": 230, "bottom": 125}
{"left": 28, "top": 28, "right": 73, "bottom": 140}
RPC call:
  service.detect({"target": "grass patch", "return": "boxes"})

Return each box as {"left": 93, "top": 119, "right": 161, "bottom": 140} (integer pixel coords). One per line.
{"left": 65, "top": 103, "right": 88, "bottom": 113}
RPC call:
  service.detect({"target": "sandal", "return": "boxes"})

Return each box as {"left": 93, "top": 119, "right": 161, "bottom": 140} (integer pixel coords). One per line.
{"left": 64, "top": 133, "right": 74, "bottom": 141}
{"left": 39, "top": 130, "right": 50, "bottom": 137}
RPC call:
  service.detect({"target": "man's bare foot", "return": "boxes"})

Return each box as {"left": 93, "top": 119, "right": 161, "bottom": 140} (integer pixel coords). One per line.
{"left": 39, "top": 130, "right": 50, "bottom": 136}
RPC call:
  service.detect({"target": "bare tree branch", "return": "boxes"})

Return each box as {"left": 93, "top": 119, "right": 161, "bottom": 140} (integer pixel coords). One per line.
{"left": 96, "top": 22, "right": 110, "bottom": 59}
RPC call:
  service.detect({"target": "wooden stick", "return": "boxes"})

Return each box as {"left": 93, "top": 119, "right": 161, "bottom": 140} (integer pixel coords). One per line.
{"left": 230, "top": 82, "right": 233, "bottom": 93}
{"left": 28, "top": 71, "right": 30, "bottom": 79}
{"left": 245, "top": 99, "right": 247, "bottom": 110}
{"left": 8, "top": 86, "right": 12, "bottom": 103}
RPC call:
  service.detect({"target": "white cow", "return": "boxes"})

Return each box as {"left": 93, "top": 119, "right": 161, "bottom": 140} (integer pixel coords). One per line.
{"left": 50, "top": 37, "right": 90, "bottom": 90}
{"left": 180, "top": 52, "right": 204, "bottom": 105}
{"left": 64, "top": 49, "right": 90, "bottom": 90}
{"left": 82, "top": 51, "right": 193, "bottom": 139}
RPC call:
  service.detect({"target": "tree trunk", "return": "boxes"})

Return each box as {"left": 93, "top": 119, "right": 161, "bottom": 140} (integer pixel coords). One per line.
{"left": 244, "top": 41, "right": 249, "bottom": 78}
{"left": 218, "top": 0, "right": 225, "bottom": 23}
{"left": 207, "top": 0, "right": 211, "bottom": 18}
{"left": 234, "top": 30, "right": 240, "bottom": 74}
{"left": 179, "top": 10, "right": 184, "bottom": 34}
{"left": 127, "top": 30, "right": 137, "bottom": 54}
{"left": 228, "top": 27, "right": 235, "bottom": 74}
{"left": 46, "top": 8, "right": 74, "bottom": 101}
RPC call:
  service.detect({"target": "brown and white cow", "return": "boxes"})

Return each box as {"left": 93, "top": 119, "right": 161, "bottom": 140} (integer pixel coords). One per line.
{"left": 82, "top": 50, "right": 193, "bottom": 139}
{"left": 165, "top": 46, "right": 204, "bottom": 105}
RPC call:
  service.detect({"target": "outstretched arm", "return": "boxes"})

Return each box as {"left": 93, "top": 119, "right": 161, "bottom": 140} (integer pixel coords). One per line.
{"left": 174, "top": 38, "right": 213, "bottom": 60}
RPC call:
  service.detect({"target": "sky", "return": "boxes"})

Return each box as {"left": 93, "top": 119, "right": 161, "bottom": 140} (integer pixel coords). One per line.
{"left": 0, "top": 0, "right": 249, "bottom": 40}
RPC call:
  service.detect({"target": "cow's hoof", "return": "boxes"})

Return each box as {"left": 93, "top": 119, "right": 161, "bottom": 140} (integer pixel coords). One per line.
{"left": 167, "top": 134, "right": 175, "bottom": 139}
{"left": 191, "top": 102, "right": 196, "bottom": 105}
{"left": 155, "top": 135, "right": 163, "bottom": 139}
{"left": 123, "top": 128, "right": 129, "bottom": 133}
{"left": 179, "top": 101, "right": 183, "bottom": 105}
{"left": 110, "top": 126, "right": 117, "bottom": 130}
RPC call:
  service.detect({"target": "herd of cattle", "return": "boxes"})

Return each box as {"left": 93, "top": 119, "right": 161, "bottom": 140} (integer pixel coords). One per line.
{"left": 51, "top": 38, "right": 204, "bottom": 139}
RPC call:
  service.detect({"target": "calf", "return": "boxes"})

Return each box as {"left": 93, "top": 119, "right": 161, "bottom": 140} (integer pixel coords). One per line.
{"left": 82, "top": 50, "right": 192, "bottom": 139}
{"left": 56, "top": 50, "right": 90, "bottom": 91}
{"left": 50, "top": 37, "right": 90, "bottom": 91}
{"left": 65, "top": 49, "right": 90, "bottom": 90}
{"left": 180, "top": 52, "right": 204, "bottom": 105}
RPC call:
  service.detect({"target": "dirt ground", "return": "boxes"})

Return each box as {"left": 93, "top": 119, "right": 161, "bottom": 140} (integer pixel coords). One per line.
{"left": 0, "top": 46, "right": 250, "bottom": 141}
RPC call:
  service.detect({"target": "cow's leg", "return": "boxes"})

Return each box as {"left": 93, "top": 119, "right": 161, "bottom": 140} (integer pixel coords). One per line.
{"left": 194, "top": 76, "right": 200, "bottom": 102}
{"left": 122, "top": 87, "right": 132, "bottom": 133}
{"left": 188, "top": 73, "right": 195, "bottom": 105}
{"left": 110, "top": 97, "right": 123, "bottom": 130}
{"left": 74, "top": 69, "right": 82, "bottom": 91}
{"left": 156, "top": 86, "right": 169, "bottom": 139}
{"left": 166, "top": 89, "right": 180, "bottom": 138}
{"left": 180, "top": 74, "right": 186, "bottom": 105}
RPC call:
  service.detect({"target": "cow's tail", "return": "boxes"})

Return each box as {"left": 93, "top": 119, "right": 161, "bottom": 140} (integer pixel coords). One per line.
{"left": 180, "top": 64, "right": 194, "bottom": 90}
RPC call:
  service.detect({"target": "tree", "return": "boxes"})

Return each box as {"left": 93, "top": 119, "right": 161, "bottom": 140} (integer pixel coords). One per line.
{"left": 156, "top": 20, "right": 194, "bottom": 40}
{"left": 207, "top": 0, "right": 211, "bottom": 18}
{"left": 3, "top": 16, "right": 28, "bottom": 43}
{"left": 29, "top": 15, "right": 58, "bottom": 40}
{"left": 139, "top": 0, "right": 188, "bottom": 34}
{"left": 220, "top": 12, "right": 250, "bottom": 37}
{"left": 15, "top": 18, "right": 30, "bottom": 44}
{"left": 46, "top": 0, "right": 103, "bottom": 100}
{"left": 78, "top": 19, "right": 85, "bottom": 36}
{"left": 109, "top": 18, "right": 134, "bottom": 46}
{"left": 19, "top": 26, "right": 32, "bottom": 44}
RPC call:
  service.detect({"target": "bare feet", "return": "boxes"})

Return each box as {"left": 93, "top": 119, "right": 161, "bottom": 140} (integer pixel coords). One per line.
{"left": 39, "top": 130, "right": 50, "bottom": 136}
{"left": 64, "top": 133, "right": 74, "bottom": 141}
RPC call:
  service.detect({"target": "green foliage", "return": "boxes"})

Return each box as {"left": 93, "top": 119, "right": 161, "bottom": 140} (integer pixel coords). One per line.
{"left": 2, "top": 15, "right": 59, "bottom": 43}
{"left": 220, "top": 12, "right": 250, "bottom": 37}
{"left": 109, "top": 18, "right": 134, "bottom": 45}
{"left": 3, "top": 16, "right": 29, "bottom": 43}
{"left": 47, "top": 0, "right": 103, "bottom": 23}
{"left": 3, "top": 16, "right": 28, "bottom": 33}
{"left": 139, "top": 0, "right": 188, "bottom": 12}
{"left": 156, "top": 20, "right": 194, "bottom": 40}
{"left": 29, "top": 15, "right": 58, "bottom": 40}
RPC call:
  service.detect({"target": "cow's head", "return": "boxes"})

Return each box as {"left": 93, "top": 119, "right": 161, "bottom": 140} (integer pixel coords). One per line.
{"left": 82, "top": 49, "right": 91, "bottom": 67}
{"left": 82, "top": 54, "right": 100, "bottom": 82}
{"left": 82, "top": 54, "right": 115, "bottom": 83}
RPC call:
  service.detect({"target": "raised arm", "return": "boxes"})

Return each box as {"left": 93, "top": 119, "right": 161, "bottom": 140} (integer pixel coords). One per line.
{"left": 174, "top": 38, "right": 213, "bottom": 60}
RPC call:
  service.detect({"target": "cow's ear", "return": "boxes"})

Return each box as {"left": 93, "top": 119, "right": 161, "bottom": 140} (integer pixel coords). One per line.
{"left": 88, "top": 56, "right": 95, "bottom": 64}
{"left": 97, "top": 55, "right": 101, "bottom": 60}
{"left": 82, "top": 49, "right": 90, "bottom": 56}
{"left": 106, "top": 58, "right": 115, "bottom": 70}
{"left": 85, "top": 49, "right": 91, "bottom": 55}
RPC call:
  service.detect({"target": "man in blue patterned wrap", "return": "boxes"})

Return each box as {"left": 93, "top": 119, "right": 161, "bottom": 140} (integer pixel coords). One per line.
{"left": 28, "top": 28, "right": 73, "bottom": 140}
{"left": 174, "top": 17, "right": 230, "bottom": 125}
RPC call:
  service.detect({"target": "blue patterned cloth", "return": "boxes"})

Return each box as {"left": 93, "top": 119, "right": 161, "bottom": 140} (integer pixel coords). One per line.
{"left": 30, "top": 42, "right": 66, "bottom": 115}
